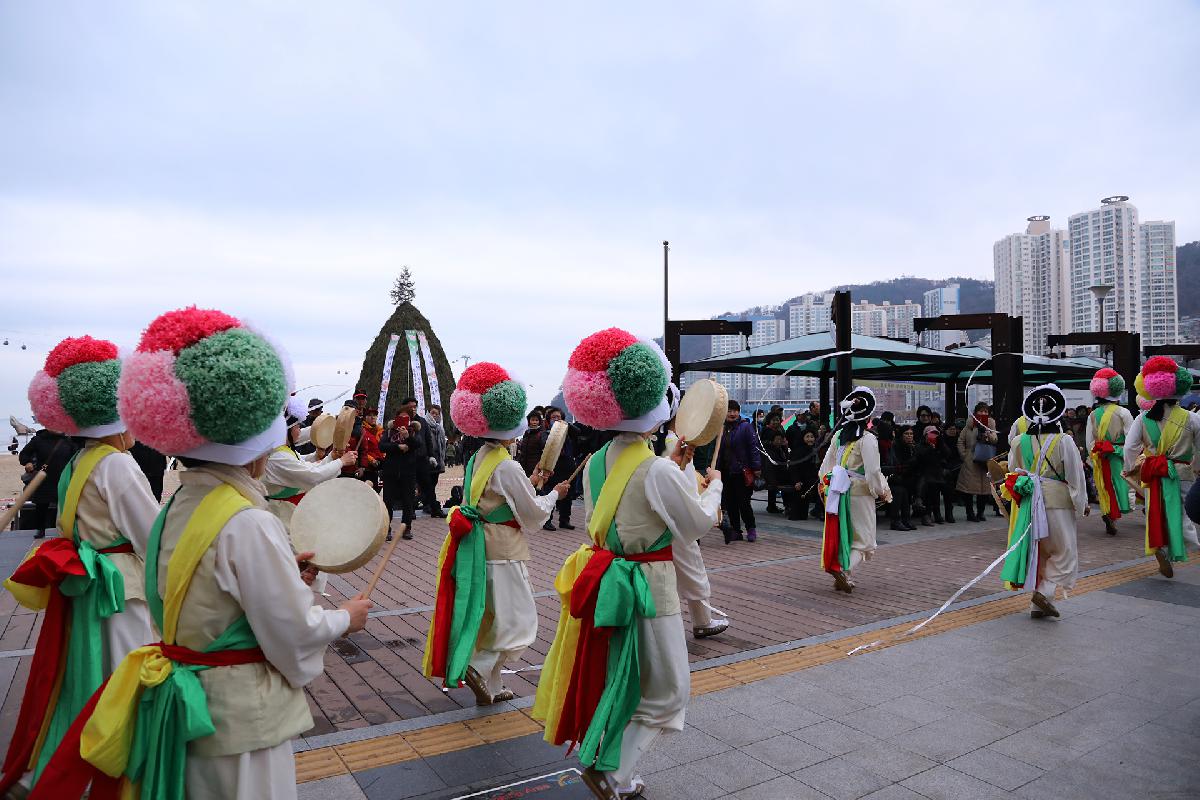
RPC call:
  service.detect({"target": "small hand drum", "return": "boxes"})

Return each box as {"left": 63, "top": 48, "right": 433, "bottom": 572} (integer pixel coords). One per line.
{"left": 289, "top": 479, "right": 389, "bottom": 573}
{"left": 537, "top": 421, "right": 568, "bottom": 474}
{"left": 333, "top": 406, "right": 358, "bottom": 451}
{"left": 674, "top": 379, "right": 728, "bottom": 447}
{"left": 310, "top": 413, "right": 336, "bottom": 450}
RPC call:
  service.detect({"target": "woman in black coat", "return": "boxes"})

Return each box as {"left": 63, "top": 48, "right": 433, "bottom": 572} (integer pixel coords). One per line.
{"left": 18, "top": 429, "right": 78, "bottom": 537}
{"left": 379, "top": 418, "right": 427, "bottom": 540}
{"left": 914, "top": 425, "right": 947, "bottom": 525}
{"left": 937, "top": 422, "right": 964, "bottom": 523}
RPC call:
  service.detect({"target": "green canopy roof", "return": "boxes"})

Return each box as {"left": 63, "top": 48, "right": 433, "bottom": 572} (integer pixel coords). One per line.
{"left": 683, "top": 331, "right": 1107, "bottom": 388}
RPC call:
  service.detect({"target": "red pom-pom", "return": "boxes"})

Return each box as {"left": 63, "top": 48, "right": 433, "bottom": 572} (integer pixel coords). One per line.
{"left": 457, "top": 362, "right": 511, "bottom": 394}
{"left": 568, "top": 327, "right": 639, "bottom": 372}
{"left": 1094, "top": 367, "right": 1119, "bottom": 380}
{"left": 44, "top": 336, "right": 119, "bottom": 377}
{"left": 137, "top": 307, "right": 242, "bottom": 354}
{"left": 1143, "top": 356, "right": 1179, "bottom": 376}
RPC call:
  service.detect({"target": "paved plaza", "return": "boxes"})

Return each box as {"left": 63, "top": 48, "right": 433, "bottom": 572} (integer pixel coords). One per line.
{"left": 2, "top": 475, "right": 1198, "bottom": 798}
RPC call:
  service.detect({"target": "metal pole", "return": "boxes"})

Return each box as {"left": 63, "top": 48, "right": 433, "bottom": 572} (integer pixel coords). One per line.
{"left": 832, "top": 291, "right": 853, "bottom": 403}
{"left": 663, "top": 241, "right": 670, "bottom": 344}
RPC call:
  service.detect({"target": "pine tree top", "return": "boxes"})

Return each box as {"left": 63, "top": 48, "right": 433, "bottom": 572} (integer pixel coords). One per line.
{"left": 390, "top": 267, "right": 415, "bottom": 305}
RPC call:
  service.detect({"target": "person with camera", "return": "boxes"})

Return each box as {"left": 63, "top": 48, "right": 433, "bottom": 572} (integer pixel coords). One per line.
{"left": 957, "top": 401, "right": 999, "bottom": 522}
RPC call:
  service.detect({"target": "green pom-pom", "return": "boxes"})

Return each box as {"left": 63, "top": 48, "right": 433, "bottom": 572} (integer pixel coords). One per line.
{"left": 175, "top": 329, "right": 287, "bottom": 444}
{"left": 481, "top": 380, "right": 526, "bottom": 432}
{"left": 1109, "top": 375, "right": 1126, "bottom": 396}
{"left": 608, "top": 343, "right": 667, "bottom": 418}
{"left": 1176, "top": 366, "right": 1193, "bottom": 396}
{"left": 58, "top": 360, "right": 121, "bottom": 429}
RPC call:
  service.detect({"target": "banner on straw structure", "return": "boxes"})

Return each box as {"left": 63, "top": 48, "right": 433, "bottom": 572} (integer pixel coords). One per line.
{"left": 405, "top": 330, "right": 427, "bottom": 415}
{"left": 378, "top": 334, "right": 401, "bottom": 417}
{"left": 417, "top": 331, "right": 442, "bottom": 411}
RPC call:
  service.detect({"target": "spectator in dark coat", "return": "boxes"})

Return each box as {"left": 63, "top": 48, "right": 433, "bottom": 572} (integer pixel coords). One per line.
{"left": 784, "top": 429, "right": 821, "bottom": 520}
{"left": 399, "top": 397, "right": 445, "bottom": 518}
{"left": 717, "top": 401, "right": 763, "bottom": 543}
{"left": 516, "top": 410, "right": 545, "bottom": 476}
{"left": 914, "top": 426, "right": 947, "bottom": 525}
{"left": 938, "top": 422, "right": 964, "bottom": 523}
{"left": 128, "top": 441, "right": 168, "bottom": 502}
{"left": 537, "top": 407, "right": 579, "bottom": 531}
{"left": 18, "top": 429, "right": 77, "bottom": 537}
{"left": 884, "top": 426, "right": 917, "bottom": 531}
{"left": 763, "top": 431, "right": 789, "bottom": 516}
{"left": 379, "top": 414, "right": 425, "bottom": 539}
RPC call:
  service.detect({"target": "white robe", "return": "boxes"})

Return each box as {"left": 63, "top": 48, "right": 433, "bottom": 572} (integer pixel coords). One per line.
{"left": 663, "top": 432, "right": 718, "bottom": 623}
{"left": 1124, "top": 410, "right": 1200, "bottom": 547}
{"left": 1010, "top": 433, "right": 1088, "bottom": 596}
{"left": 596, "top": 435, "right": 722, "bottom": 790}
{"left": 467, "top": 452, "right": 558, "bottom": 695}
{"left": 183, "top": 468, "right": 350, "bottom": 800}
{"left": 817, "top": 432, "right": 890, "bottom": 571}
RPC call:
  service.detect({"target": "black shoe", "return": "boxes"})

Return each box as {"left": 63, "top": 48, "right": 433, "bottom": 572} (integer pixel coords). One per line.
{"left": 1104, "top": 516, "right": 1118, "bottom": 536}
{"left": 965, "top": 513, "right": 979, "bottom": 522}
{"left": 559, "top": 522, "right": 576, "bottom": 530}
{"left": 33, "top": 531, "right": 46, "bottom": 539}
{"left": 903, "top": 521, "right": 917, "bottom": 531}
{"left": 402, "top": 528, "right": 414, "bottom": 540}
{"left": 543, "top": 521, "right": 557, "bottom": 531}
{"left": 430, "top": 510, "right": 447, "bottom": 519}
{"left": 890, "top": 521, "right": 907, "bottom": 531}
{"left": 921, "top": 515, "right": 935, "bottom": 527}
{"left": 386, "top": 532, "right": 393, "bottom": 542}
{"left": 787, "top": 513, "right": 803, "bottom": 521}
{"left": 933, "top": 515, "right": 944, "bottom": 524}
{"left": 945, "top": 514, "right": 956, "bottom": 524}
{"left": 766, "top": 506, "right": 783, "bottom": 514}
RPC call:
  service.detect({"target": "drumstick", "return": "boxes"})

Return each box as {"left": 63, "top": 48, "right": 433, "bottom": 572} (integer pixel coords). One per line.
{"left": 708, "top": 432, "right": 723, "bottom": 477}
{"left": 364, "top": 524, "right": 406, "bottom": 599}
{"left": 567, "top": 455, "right": 589, "bottom": 484}
{"left": 0, "top": 470, "right": 49, "bottom": 532}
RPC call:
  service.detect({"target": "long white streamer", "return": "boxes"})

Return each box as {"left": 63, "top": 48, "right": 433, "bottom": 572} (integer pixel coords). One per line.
{"left": 747, "top": 349, "right": 856, "bottom": 466}
{"left": 846, "top": 516, "right": 1032, "bottom": 656}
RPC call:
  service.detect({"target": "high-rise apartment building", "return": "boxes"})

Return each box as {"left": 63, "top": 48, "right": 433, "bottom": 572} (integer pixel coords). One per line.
{"left": 922, "top": 284, "right": 966, "bottom": 350}
{"left": 993, "top": 216, "right": 1071, "bottom": 354}
{"left": 1067, "top": 197, "right": 1142, "bottom": 341}
{"left": 788, "top": 294, "right": 834, "bottom": 336}
{"left": 1140, "top": 219, "right": 1178, "bottom": 347}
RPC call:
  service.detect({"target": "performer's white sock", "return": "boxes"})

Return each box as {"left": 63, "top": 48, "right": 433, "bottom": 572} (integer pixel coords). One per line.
{"left": 687, "top": 599, "right": 712, "bottom": 627}
{"left": 608, "top": 721, "right": 659, "bottom": 789}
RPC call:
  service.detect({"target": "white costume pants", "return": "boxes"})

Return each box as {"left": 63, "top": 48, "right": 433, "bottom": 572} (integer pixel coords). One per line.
{"left": 606, "top": 613, "right": 690, "bottom": 789}
{"left": 469, "top": 560, "right": 537, "bottom": 696}
{"left": 673, "top": 535, "right": 717, "bottom": 626}
{"left": 1034, "top": 508, "right": 1079, "bottom": 597}
{"left": 104, "top": 598, "right": 155, "bottom": 673}
{"left": 1182, "top": 480, "right": 1198, "bottom": 547}
{"left": 847, "top": 494, "right": 878, "bottom": 572}
{"left": 186, "top": 741, "right": 296, "bottom": 800}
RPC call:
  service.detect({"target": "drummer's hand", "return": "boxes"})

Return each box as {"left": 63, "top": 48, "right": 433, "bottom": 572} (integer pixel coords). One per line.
{"left": 295, "top": 551, "right": 319, "bottom": 585}
{"left": 341, "top": 593, "right": 373, "bottom": 633}
{"left": 553, "top": 481, "right": 570, "bottom": 498}
{"left": 340, "top": 451, "right": 358, "bottom": 468}
{"left": 704, "top": 467, "right": 721, "bottom": 487}
{"left": 671, "top": 442, "right": 695, "bottom": 468}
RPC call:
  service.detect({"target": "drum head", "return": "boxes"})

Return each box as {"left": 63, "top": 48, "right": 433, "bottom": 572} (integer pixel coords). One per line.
{"left": 310, "top": 413, "right": 336, "bottom": 449}
{"left": 333, "top": 407, "right": 358, "bottom": 450}
{"left": 290, "top": 479, "right": 388, "bottom": 573}
{"left": 675, "top": 379, "right": 728, "bottom": 446}
{"left": 537, "top": 421, "right": 568, "bottom": 471}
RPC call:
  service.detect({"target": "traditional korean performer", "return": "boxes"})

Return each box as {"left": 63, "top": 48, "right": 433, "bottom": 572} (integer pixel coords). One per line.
{"left": 1124, "top": 356, "right": 1200, "bottom": 578}
{"left": 999, "top": 385, "right": 1088, "bottom": 619}
{"left": 0, "top": 337, "right": 159, "bottom": 795}
{"left": 1085, "top": 368, "right": 1134, "bottom": 536}
{"left": 533, "top": 328, "right": 722, "bottom": 800}
{"left": 423, "top": 362, "right": 568, "bottom": 706}
{"left": 30, "top": 307, "right": 371, "bottom": 800}
{"left": 818, "top": 387, "right": 891, "bottom": 594}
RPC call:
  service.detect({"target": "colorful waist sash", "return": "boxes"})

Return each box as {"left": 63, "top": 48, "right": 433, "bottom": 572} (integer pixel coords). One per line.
{"left": 1090, "top": 440, "right": 1130, "bottom": 519}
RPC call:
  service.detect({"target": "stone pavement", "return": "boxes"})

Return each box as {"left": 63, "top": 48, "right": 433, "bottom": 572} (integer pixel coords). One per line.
{"left": 298, "top": 560, "right": 1200, "bottom": 800}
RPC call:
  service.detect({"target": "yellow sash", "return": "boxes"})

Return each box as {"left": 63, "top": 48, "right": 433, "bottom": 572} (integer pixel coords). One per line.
{"left": 1149, "top": 405, "right": 1190, "bottom": 458}
{"left": 586, "top": 441, "right": 655, "bottom": 546}
{"left": 80, "top": 484, "right": 251, "bottom": 777}
{"left": 59, "top": 444, "right": 119, "bottom": 539}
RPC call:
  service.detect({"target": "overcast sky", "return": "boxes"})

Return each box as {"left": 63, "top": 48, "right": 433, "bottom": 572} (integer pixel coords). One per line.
{"left": 2, "top": 1, "right": 1198, "bottom": 426}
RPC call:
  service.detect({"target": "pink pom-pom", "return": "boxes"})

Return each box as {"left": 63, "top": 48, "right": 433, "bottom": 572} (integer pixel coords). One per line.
{"left": 1089, "top": 377, "right": 1111, "bottom": 399}
{"left": 1144, "top": 371, "right": 1177, "bottom": 400}
{"left": 563, "top": 368, "right": 625, "bottom": 428}
{"left": 1143, "top": 356, "right": 1178, "bottom": 376}
{"left": 458, "top": 362, "right": 510, "bottom": 395}
{"left": 137, "top": 307, "right": 242, "bottom": 354}
{"left": 1137, "top": 394, "right": 1154, "bottom": 411}
{"left": 44, "top": 336, "right": 120, "bottom": 378}
{"left": 28, "top": 370, "right": 77, "bottom": 434}
{"left": 568, "top": 328, "right": 640, "bottom": 372}
{"left": 118, "top": 350, "right": 206, "bottom": 453}
{"left": 450, "top": 389, "right": 490, "bottom": 437}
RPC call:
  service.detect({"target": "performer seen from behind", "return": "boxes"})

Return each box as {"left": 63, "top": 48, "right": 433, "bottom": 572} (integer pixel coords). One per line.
{"left": 533, "top": 328, "right": 722, "bottom": 800}
{"left": 818, "top": 387, "right": 891, "bottom": 594}
{"left": 1085, "top": 368, "right": 1134, "bottom": 536}
{"left": 999, "top": 385, "right": 1087, "bottom": 619}
{"left": 29, "top": 307, "right": 372, "bottom": 800}
{"left": 0, "top": 337, "right": 160, "bottom": 796}
{"left": 423, "top": 362, "right": 568, "bottom": 706}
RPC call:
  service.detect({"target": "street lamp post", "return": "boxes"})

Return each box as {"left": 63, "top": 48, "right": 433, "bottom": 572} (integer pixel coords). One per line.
{"left": 1088, "top": 284, "right": 1115, "bottom": 362}
{"left": 663, "top": 241, "right": 670, "bottom": 343}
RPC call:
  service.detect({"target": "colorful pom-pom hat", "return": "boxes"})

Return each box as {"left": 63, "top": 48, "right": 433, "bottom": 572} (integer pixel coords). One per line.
{"left": 118, "top": 307, "right": 293, "bottom": 465}
{"left": 450, "top": 362, "right": 529, "bottom": 440}
{"left": 562, "top": 327, "right": 675, "bottom": 432}
{"left": 28, "top": 336, "right": 126, "bottom": 438}
{"left": 1089, "top": 368, "right": 1126, "bottom": 403}
{"left": 1135, "top": 356, "right": 1194, "bottom": 411}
